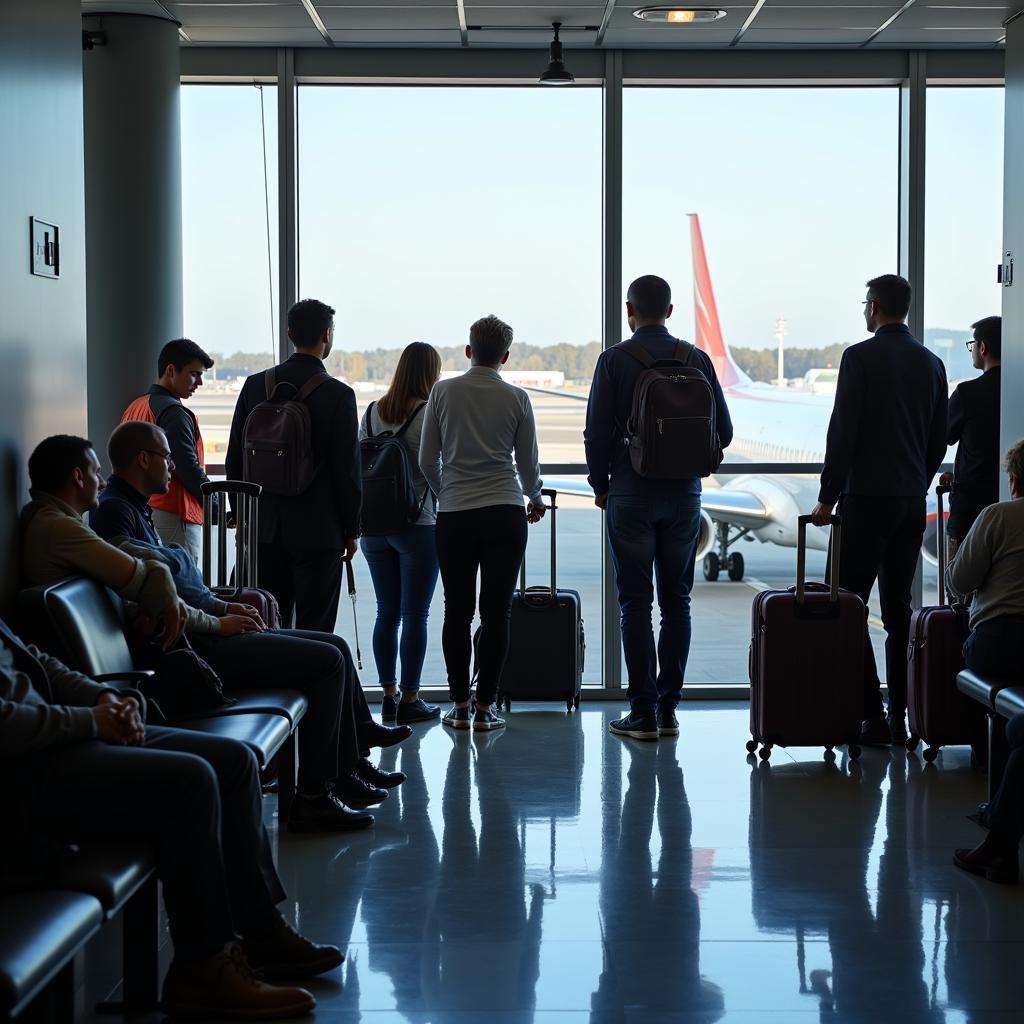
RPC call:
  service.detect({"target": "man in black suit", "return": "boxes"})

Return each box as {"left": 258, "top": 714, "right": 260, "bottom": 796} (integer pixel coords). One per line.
{"left": 227, "top": 299, "right": 361, "bottom": 633}
{"left": 940, "top": 315, "right": 1002, "bottom": 559}
{"left": 811, "top": 274, "right": 948, "bottom": 747}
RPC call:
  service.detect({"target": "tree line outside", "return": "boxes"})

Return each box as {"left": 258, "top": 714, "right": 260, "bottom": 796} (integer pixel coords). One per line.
{"left": 208, "top": 327, "right": 970, "bottom": 387}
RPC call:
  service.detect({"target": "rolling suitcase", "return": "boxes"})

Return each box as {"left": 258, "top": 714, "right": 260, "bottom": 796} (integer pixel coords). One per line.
{"left": 905, "top": 485, "right": 977, "bottom": 762}
{"left": 200, "top": 480, "right": 282, "bottom": 629}
{"left": 493, "top": 488, "right": 585, "bottom": 713}
{"left": 748, "top": 515, "right": 864, "bottom": 762}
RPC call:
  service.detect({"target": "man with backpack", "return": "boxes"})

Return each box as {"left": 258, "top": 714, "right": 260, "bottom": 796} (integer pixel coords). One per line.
{"left": 226, "top": 299, "right": 362, "bottom": 633}
{"left": 585, "top": 275, "right": 733, "bottom": 741}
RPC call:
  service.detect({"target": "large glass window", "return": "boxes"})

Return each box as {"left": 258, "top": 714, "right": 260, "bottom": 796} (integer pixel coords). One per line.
{"left": 181, "top": 83, "right": 279, "bottom": 463}
{"left": 298, "top": 85, "right": 603, "bottom": 682}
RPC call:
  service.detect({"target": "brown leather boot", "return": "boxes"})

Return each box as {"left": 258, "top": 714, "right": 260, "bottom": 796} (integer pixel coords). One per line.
{"left": 242, "top": 920, "right": 344, "bottom": 980}
{"left": 162, "top": 942, "right": 316, "bottom": 1019}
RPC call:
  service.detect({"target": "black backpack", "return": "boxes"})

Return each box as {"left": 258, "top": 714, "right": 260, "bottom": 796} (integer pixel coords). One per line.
{"left": 359, "top": 402, "right": 432, "bottom": 536}
{"left": 620, "top": 339, "right": 722, "bottom": 479}
{"left": 241, "top": 369, "right": 330, "bottom": 496}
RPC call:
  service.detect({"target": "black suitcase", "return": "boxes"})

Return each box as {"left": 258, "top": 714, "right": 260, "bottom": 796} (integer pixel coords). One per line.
{"left": 493, "top": 488, "right": 584, "bottom": 713}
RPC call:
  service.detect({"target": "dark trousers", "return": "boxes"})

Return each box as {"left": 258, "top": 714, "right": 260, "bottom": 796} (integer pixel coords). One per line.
{"left": 964, "top": 616, "right": 1024, "bottom": 679}
{"left": 258, "top": 542, "right": 343, "bottom": 633}
{"left": 193, "top": 628, "right": 366, "bottom": 783}
{"left": 988, "top": 713, "right": 1024, "bottom": 843}
{"left": 4, "top": 726, "right": 285, "bottom": 964}
{"left": 436, "top": 505, "right": 528, "bottom": 706}
{"left": 830, "top": 494, "right": 925, "bottom": 719}
{"left": 606, "top": 494, "right": 702, "bottom": 716}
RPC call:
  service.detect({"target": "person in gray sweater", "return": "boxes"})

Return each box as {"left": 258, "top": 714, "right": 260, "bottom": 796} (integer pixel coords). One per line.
{"left": 945, "top": 438, "right": 1024, "bottom": 680}
{"left": 0, "top": 615, "right": 341, "bottom": 1019}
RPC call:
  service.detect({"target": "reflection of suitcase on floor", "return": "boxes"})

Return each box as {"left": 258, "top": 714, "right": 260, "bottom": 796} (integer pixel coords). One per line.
{"left": 493, "top": 488, "right": 584, "bottom": 713}
{"left": 906, "top": 486, "right": 978, "bottom": 762}
{"left": 201, "top": 480, "right": 282, "bottom": 629}
{"left": 748, "top": 515, "right": 864, "bottom": 761}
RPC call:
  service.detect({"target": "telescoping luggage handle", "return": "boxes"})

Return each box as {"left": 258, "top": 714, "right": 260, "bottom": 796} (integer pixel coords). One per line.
{"left": 936, "top": 484, "right": 950, "bottom": 607}
{"left": 201, "top": 480, "right": 262, "bottom": 589}
{"left": 518, "top": 487, "right": 558, "bottom": 600}
{"left": 795, "top": 513, "right": 841, "bottom": 605}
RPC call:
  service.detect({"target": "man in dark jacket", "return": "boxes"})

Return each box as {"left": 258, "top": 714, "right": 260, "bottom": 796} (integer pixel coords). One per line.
{"left": 121, "top": 338, "right": 215, "bottom": 564}
{"left": 811, "top": 274, "right": 948, "bottom": 747}
{"left": 0, "top": 616, "right": 342, "bottom": 1019}
{"left": 941, "top": 315, "right": 1002, "bottom": 557}
{"left": 226, "top": 299, "right": 361, "bottom": 633}
{"left": 585, "top": 275, "right": 733, "bottom": 741}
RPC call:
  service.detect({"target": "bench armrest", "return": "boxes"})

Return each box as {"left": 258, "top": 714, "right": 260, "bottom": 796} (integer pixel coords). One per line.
{"left": 92, "top": 671, "right": 156, "bottom": 685}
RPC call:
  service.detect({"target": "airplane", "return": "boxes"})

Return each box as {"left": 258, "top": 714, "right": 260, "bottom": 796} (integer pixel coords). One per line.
{"left": 540, "top": 213, "right": 948, "bottom": 582}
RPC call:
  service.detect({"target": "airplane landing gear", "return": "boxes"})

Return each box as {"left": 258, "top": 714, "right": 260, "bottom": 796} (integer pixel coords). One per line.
{"left": 703, "top": 522, "right": 750, "bottom": 582}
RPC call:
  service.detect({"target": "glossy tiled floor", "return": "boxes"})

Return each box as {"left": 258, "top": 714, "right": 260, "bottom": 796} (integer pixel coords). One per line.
{"left": 258, "top": 703, "right": 1024, "bottom": 1023}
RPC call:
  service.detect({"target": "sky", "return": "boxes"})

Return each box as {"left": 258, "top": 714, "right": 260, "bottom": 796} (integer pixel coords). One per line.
{"left": 181, "top": 82, "right": 1003, "bottom": 360}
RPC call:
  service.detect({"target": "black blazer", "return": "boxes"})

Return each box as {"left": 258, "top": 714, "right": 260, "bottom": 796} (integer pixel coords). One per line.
{"left": 226, "top": 353, "right": 362, "bottom": 550}
{"left": 818, "top": 324, "right": 948, "bottom": 505}
{"left": 947, "top": 366, "right": 1002, "bottom": 538}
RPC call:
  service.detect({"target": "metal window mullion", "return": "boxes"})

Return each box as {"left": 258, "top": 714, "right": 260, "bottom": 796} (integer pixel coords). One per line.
{"left": 277, "top": 48, "right": 298, "bottom": 363}
{"left": 602, "top": 50, "right": 624, "bottom": 693}
{"left": 900, "top": 50, "right": 927, "bottom": 609}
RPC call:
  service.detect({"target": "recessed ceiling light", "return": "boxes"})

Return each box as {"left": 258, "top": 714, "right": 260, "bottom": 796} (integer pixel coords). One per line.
{"left": 633, "top": 7, "right": 727, "bottom": 23}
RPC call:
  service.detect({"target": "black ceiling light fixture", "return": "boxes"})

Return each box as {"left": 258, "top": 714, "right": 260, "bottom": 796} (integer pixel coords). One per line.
{"left": 632, "top": 7, "right": 727, "bottom": 23}
{"left": 538, "top": 22, "right": 575, "bottom": 86}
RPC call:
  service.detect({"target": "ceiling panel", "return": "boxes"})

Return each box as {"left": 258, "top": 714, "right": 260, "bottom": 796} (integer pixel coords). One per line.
{"left": 186, "top": 24, "right": 326, "bottom": 41}
{"left": 167, "top": 2, "right": 314, "bottom": 28}
{"left": 320, "top": 7, "right": 461, "bottom": 29}
{"left": 328, "top": 28, "right": 465, "bottom": 43}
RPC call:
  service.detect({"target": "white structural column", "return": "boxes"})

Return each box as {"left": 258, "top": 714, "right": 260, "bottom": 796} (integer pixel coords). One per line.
{"left": 602, "top": 50, "right": 624, "bottom": 692}
{"left": 83, "top": 13, "right": 183, "bottom": 450}
{"left": 277, "top": 48, "right": 298, "bottom": 361}
{"left": 1001, "top": 13, "right": 1024, "bottom": 492}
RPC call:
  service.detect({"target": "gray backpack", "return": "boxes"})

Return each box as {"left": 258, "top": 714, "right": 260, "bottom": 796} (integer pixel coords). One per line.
{"left": 241, "top": 368, "right": 330, "bottom": 496}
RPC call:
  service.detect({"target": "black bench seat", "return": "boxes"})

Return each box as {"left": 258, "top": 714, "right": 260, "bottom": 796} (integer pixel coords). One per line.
{"left": 994, "top": 686, "right": 1024, "bottom": 720}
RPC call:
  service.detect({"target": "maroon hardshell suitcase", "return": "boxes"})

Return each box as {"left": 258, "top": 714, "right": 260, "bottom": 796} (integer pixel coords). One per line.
{"left": 201, "top": 480, "right": 283, "bottom": 629}
{"left": 906, "top": 486, "right": 976, "bottom": 762}
{"left": 748, "top": 515, "right": 864, "bottom": 762}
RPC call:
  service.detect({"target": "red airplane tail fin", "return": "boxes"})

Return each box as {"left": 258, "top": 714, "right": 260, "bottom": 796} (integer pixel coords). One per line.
{"left": 689, "top": 214, "right": 745, "bottom": 389}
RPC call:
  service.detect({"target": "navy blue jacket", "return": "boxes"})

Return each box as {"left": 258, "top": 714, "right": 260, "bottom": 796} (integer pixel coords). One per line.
{"left": 584, "top": 325, "right": 733, "bottom": 498}
{"left": 818, "top": 323, "right": 948, "bottom": 505}
{"left": 91, "top": 475, "right": 163, "bottom": 547}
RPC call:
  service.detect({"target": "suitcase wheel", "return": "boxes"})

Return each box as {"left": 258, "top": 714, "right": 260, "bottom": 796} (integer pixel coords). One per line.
{"left": 923, "top": 746, "right": 939, "bottom": 764}
{"left": 848, "top": 744, "right": 862, "bottom": 761}
{"left": 745, "top": 739, "right": 758, "bottom": 754}
{"left": 758, "top": 745, "right": 772, "bottom": 762}
{"left": 905, "top": 734, "right": 920, "bottom": 753}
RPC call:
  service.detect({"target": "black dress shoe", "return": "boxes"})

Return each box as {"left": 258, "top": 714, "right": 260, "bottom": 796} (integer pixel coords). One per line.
{"left": 362, "top": 720, "right": 413, "bottom": 749}
{"left": 336, "top": 771, "right": 389, "bottom": 808}
{"left": 953, "top": 836, "right": 1020, "bottom": 884}
{"left": 355, "top": 757, "right": 406, "bottom": 789}
{"left": 887, "top": 712, "right": 908, "bottom": 745}
{"left": 859, "top": 716, "right": 892, "bottom": 747}
{"left": 287, "top": 791, "right": 373, "bottom": 833}
{"left": 396, "top": 698, "right": 441, "bottom": 724}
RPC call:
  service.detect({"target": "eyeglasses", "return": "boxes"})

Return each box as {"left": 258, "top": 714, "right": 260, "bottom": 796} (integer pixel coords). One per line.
{"left": 966, "top": 339, "right": 977, "bottom": 351}
{"left": 143, "top": 449, "right": 175, "bottom": 468}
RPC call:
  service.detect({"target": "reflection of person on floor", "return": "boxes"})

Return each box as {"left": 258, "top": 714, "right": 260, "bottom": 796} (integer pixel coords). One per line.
{"left": 591, "top": 740, "right": 723, "bottom": 1022}
{"left": 422, "top": 734, "right": 544, "bottom": 1021}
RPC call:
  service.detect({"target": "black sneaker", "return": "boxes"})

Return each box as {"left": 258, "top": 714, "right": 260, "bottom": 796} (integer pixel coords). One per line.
{"left": 473, "top": 706, "right": 506, "bottom": 732}
{"left": 887, "top": 712, "right": 908, "bottom": 746}
{"left": 336, "top": 771, "right": 389, "bottom": 808}
{"left": 442, "top": 705, "right": 472, "bottom": 730}
{"left": 396, "top": 697, "right": 442, "bottom": 725}
{"left": 657, "top": 710, "right": 679, "bottom": 736}
{"left": 609, "top": 712, "right": 659, "bottom": 741}
{"left": 381, "top": 694, "right": 398, "bottom": 722}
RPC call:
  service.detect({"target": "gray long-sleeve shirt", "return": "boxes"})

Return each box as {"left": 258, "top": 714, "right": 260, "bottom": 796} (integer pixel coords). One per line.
{"left": 945, "top": 498, "right": 1024, "bottom": 629}
{"left": 418, "top": 366, "right": 543, "bottom": 514}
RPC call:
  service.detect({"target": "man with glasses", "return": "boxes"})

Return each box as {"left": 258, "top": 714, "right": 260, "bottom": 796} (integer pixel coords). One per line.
{"left": 121, "top": 338, "right": 216, "bottom": 564}
{"left": 940, "top": 316, "right": 1002, "bottom": 566}
{"left": 810, "top": 275, "right": 948, "bottom": 747}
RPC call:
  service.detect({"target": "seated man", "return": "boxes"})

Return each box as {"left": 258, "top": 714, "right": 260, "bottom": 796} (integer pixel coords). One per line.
{"left": 945, "top": 438, "right": 1024, "bottom": 679}
{"left": 0, "top": 615, "right": 338, "bottom": 1019}
{"left": 21, "top": 433, "right": 410, "bottom": 833}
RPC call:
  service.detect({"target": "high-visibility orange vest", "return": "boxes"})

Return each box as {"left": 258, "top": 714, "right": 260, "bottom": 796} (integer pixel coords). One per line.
{"left": 121, "top": 394, "right": 206, "bottom": 525}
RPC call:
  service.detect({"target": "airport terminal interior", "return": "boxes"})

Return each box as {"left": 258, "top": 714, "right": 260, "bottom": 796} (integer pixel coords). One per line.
{"left": 4, "top": 0, "right": 1024, "bottom": 1021}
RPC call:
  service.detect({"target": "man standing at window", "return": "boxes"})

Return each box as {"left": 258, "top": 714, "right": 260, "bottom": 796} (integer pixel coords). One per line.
{"left": 810, "top": 275, "right": 948, "bottom": 747}
{"left": 941, "top": 316, "right": 1002, "bottom": 563}
{"left": 121, "top": 338, "right": 215, "bottom": 564}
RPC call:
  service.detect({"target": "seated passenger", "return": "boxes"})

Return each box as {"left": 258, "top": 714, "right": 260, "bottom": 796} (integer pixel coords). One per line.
{"left": 0, "top": 615, "right": 339, "bottom": 1019}
{"left": 21, "top": 432, "right": 410, "bottom": 833}
{"left": 955, "top": 712, "right": 1024, "bottom": 884}
{"left": 945, "top": 439, "right": 1024, "bottom": 680}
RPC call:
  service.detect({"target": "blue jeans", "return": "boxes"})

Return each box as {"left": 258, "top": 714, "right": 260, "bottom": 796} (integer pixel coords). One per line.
{"left": 606, "top": 494, "right": 702, "bottom": 716}
{"left": 362, "top": 525, "right": 440, "bottom": 693}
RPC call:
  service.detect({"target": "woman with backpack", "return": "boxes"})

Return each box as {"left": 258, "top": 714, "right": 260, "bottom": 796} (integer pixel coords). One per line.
{"left": 359, "top": 342, "right": 443, "bottom": 725}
